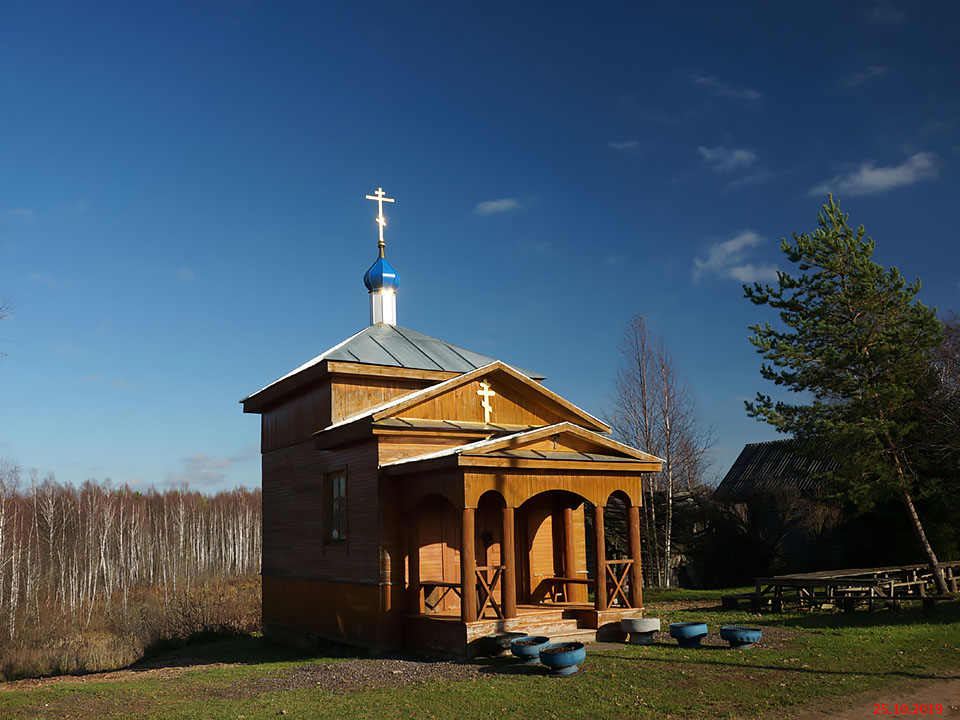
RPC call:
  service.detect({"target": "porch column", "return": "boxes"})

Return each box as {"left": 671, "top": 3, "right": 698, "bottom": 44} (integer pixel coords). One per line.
{"left": 407, "top": 510, "right": 421, "bottom": 613}
{"left": 460, "top": 507, "right": 478, "bottom": 622}
{"left": 593, "top": 504, "right": 607, "bottom": 611}
{"left": 502, "top": 506, "right": 517, "bottom": 619}
{"left": 627, "top": 505, "right": 644, "bottom": 609}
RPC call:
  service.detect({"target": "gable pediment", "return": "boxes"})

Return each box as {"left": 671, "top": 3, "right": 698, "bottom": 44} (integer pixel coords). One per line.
{"left": 380, "top": 421, "right": 663, "bottom": 476}
{"left": 460, "top": 422, "right": 662, "bottom": 463}
{"left": 372, "top": 362, "right": 609, "bottom": 433}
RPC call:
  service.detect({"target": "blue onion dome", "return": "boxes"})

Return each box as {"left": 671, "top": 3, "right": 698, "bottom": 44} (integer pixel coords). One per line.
{"left": 363, "top": 254, "right": 400, "bottom": 291}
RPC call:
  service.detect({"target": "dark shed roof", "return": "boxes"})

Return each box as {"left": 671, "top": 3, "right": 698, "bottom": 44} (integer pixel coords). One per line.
{"left": 713, "top": 439, "right": 839, "bottom": 501}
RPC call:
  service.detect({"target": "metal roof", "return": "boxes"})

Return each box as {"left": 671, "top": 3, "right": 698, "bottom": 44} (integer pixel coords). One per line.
{"left": 713, "top": 439, "right": 839, "bottom": 501}
{"left": 326, "top": 325, "right": 534, "bottom": 375}
{"left": 242, "top": 325, "right": 545, "bottom": 405}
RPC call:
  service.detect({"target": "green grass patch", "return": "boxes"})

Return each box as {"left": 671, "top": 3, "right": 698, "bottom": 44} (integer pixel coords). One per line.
{"left": 2, "top": 589, "right": 958, "bottom": 719}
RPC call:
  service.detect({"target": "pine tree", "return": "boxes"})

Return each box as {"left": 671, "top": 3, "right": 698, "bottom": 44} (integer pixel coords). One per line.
{"left": 744, "top": 195, "right": 949, "bottom": 593}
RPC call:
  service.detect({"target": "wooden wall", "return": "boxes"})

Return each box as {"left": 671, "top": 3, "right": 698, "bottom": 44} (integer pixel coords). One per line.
{"left": 398, "top": 376, "right": 568, "bottom": 427}
{"left": 416, "top": 494, "right": 461, "bottom": 613}
{"left": 330, "top": 375, "right": 434, "bottom": 424}
{"left": 262, "top": 575, "right": 388, "bottom": 648}
{"left": 261, "top": 437, "right": 381, "bottom": 583}
{"left": 261, "top": 379, "right": 331, "bottom": 453}
{"left": 260, "top": 372, "right": 438, "bottom": 453}
{"left": 377, "top": 435, "right": 475, "bottom": 466}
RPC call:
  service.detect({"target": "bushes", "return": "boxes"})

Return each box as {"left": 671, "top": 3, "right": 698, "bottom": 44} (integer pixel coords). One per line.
{"left": 0, "top": 574, "right": 261, "bottom": 681}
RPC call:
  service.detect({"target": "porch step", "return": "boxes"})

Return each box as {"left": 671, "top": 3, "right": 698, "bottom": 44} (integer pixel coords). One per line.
{"left": 548, "top": 627, "right": 599, "bottom": 645}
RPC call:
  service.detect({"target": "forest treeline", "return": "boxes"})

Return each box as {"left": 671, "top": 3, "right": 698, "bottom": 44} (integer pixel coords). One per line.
{"left": 0, "top": 460, "right": 262, "bottom": 679}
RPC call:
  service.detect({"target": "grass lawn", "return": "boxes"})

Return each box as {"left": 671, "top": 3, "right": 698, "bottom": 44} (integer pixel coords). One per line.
{"left": 1, "top": 589, "right": 958, "bottom": 719}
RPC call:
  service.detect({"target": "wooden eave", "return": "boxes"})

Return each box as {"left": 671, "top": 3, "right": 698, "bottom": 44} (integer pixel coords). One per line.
{"left": 315, "top": 415, "right": 374, "bottom": 450}
{"left": 381, "top": 453, "right": 661, "bottom": 477}
{"left": 242, "top": 359, "right": 332, "bottom": 414}
{"left": 461, "top": 422, "right": 661, "bottom": 462}
{"left": 242, "top": 360, "right": 455, "bottom": 415}
{"left": 324, "top": 361, "right": 459, "bottom": 382}
{"left": 380, "top": 422, "right": 663, "bottom": 476}
{"left": 370, "top": 361, "right": 610, "bottom": 433}
{"left": 315, "top": 417, "right": 533, "bottom": 450}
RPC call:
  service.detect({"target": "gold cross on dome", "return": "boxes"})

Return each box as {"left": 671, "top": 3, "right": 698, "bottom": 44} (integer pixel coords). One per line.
{"left": 364, "top": 187, "right": 396, "bottom": 257}
{"left": 476, "top": 380, "right": 497, "bottom": 424}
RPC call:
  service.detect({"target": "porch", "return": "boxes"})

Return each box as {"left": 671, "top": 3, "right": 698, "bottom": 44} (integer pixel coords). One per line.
{"left": 397, "top": 484, "right": 647, "bottom": 657}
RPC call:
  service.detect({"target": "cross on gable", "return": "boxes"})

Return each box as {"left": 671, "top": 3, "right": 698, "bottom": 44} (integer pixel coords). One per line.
{"left": 476, "top": 380, "right": 496, "bottom": 424}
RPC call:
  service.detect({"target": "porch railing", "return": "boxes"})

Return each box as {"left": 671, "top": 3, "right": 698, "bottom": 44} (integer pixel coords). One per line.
{"left": 605, "top": 559, "right": 634, "bottom": 608}
{"left": 476, "top": 565, "right": 505, "bottom": 619}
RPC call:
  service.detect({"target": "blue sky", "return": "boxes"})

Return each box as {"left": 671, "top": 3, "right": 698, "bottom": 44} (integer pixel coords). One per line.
{"left": 1, "top": 1, "right": 958, "bottom": 491}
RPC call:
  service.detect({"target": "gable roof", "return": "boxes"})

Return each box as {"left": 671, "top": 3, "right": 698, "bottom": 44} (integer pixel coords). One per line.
{"left": 381, "top": 421, "right": 663, "bottom": 470}
{"left": 713, "top": 439, "right": 839, "bottom": 501}
{"left": 321, "top": 361, "right": 610, "bottom": 434}
{"left": 241, "top": 324, "right": 544, "bottom": 409}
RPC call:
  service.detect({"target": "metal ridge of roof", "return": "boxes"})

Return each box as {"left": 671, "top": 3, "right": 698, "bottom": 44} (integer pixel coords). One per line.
{"left": 240, "top": 324, "right": 544, "bottom": 404}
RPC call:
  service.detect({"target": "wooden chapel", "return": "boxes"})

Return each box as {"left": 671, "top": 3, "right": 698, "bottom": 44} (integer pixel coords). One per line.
{"left": 241, "top": 188, "right": 663, "bottom": 657}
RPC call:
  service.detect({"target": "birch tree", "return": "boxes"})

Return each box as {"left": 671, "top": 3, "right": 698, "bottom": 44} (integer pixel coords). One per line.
{"left": 609, "top": 315, "right": 713, "bottom": 586}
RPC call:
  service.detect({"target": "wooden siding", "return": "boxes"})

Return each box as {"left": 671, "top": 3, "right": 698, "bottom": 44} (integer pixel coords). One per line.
{"left": 330, "top": 374, "right": 434, "bottom": 425}
{"left": 261, "top": 378, "right": 331, "bottom": 453}
{"left": 377, "top": 435, "right": 476, "bottom": 465}
{"left": 520, "top": 494, "right": 557, "bottom": 602}
{"left": 416, "top": 495, "right": 461, "bottom": 613}
{"left": 261, "top": 437, "right": 381, "bottom": 582}
{"left": 464, "top": 469, "right": 643, "bottom": 509}
{"left": 262, "top": 575, "right": 389, "bottom": 647}
{"left": 395, "top": 376, "right": 569, "bottom": 427}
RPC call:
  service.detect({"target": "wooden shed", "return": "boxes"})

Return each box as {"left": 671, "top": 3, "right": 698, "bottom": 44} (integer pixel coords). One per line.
{"left": 240, "top": 189, "right": 662, "bottom": 657}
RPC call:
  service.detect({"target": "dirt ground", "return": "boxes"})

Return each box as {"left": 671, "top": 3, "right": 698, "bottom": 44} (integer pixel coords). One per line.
{"left": 0, "top": 655, "right": 486, "bottom": 697}
{"left": 783, "top": 677, "right": 960, "bottom": 719}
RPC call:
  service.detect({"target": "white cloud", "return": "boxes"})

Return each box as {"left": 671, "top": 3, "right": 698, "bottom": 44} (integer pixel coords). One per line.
{"left": 698, "top": 145, "right": 757, "bottom": 172}
{"left": 693, "top": 75, "right": 761, "bottom": 100}
{"left": 726, "top": 263, "right": 780, "bottom": 283}
{"left": 177, "top": 267, "right": 195, "bottom": 282}
{"left": 54, "top": 344, "right": 89, "bottom": 358}
{"left": 80, "top": 372, "right": 140, "bottom": 389}
{"left": 475, "top": 198, "right": 522, "bottom": 216}
{"left": 692, "top": 230, "right": 778, "bottom": 284}
{"left": 7, "top": 208, "right": 35, "bottom": 222}
{"left": 609, "top": 140, "right": 640, "bottom": 152}
{"left": 838, "top": 66, "right": 886, "bottom": 87}
{"left": 809, "top": 152, "right": 939, "bottom": 196}
{"left": 166, "top": 452, "right": 232, "bottom": 487}
{"left": 725, "top": 168, "right": 777, "bottom": 191}
{"left": 165, "top": 447, "right": 258, "bottom": 487}
{"left": 28, "top": 272, "right": 69, "bottom": 288}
